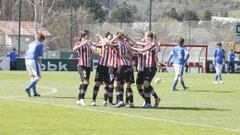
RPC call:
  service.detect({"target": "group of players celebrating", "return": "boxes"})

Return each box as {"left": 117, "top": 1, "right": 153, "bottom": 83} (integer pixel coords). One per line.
{"left": 73, "top": 30, "right": 189, "bottom": 108}
{"left": 24, "top": 30, "right": 191, "bottom": 109}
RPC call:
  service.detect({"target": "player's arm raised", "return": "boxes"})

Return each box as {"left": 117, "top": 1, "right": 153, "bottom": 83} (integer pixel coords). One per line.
{"left": 73, "top": 41, "right": 88, "bottom": 51}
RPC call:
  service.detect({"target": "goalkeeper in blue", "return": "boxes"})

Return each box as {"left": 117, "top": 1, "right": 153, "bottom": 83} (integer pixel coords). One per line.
{"left": 213, "top": 42, "right": 225, "bottom": 84}
{"left": 168, "top": 38, "right": 190, "bottom": 91}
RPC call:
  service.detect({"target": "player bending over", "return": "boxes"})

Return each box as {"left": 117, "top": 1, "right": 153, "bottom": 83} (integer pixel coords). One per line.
{"left": 167, "top": 38, "right": 190, "bottom": 91}
{"left": 25, "top": 33, "right": 45, "bottom": 97}
{"left": 213, "top": 42, "right": 225, "bottom": 84}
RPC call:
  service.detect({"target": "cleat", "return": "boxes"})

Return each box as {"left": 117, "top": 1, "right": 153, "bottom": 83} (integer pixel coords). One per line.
{"left": 214, "top": 81, "right": 218, "bottom": 84}
{"left": 154, "top": 98, "right": 161, "bottom": 108}
{"left": 126, "top": 103, "right": 134, "bottom": 108}
{"left": 91, "top": 101, "right": 96, "bottom": 106}
{"left": 33, "top": 93, "right": 41, "bottom": 97}
{"left": 103, "top": 101, "right": 108, "bottom": 106}
{"left": 77, "top": 99, "right": 85, "bottom": 106}
{"left": 107, "top": 103, "right": 114, "bottom": 107}
{"left": 219, "top": 81, "right": 224, "bottom": 84}
{"left": 25, "top": 89, "right": 31, "bottom": 97}
{"left": 144, "top": 104, "right": 152, "bottom": 109}
{"left": 115, "top": 101, "right": 125, "bottom": 108}
{"left": 183, "top": 87, "right": 189, "bottom": 91}
{"left": 172, "top": 89, "right": 177, "bottom": 91}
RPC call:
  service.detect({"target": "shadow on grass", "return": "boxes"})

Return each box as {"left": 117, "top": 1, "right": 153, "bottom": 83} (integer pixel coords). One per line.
{"left": 133, "top": 106, "right": 229, "bottom": 111}
{"left": 188, "top": 90, "right": 234, "bottom": 93}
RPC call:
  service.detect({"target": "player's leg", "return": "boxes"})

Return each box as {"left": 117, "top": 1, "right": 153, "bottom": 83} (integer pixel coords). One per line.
{"left": 26, "top": 59, "right": 41, "bottom": 96}
{"left": 103, "top": 83, "right": 109, "bottom": 106}
{"left": 125, "top": 67, "right": 134, "bottom": 107}
{"left": 107, "top": 67, "right": 116, "bottom": 106}
{"left": 115, "top": 81, "right": 124, "bottom": 107}
{"left": 102, "top": 67, "right": 111, "bottom": 106}
{"left": 25, "top": 59, "right": 33, "bottom": 97}
{"left": 77, "top": 66, "right": 90, "bottom": 106}
{"left": 126, "top": 83, "right": 134, "bottom": 108}
{"left": 92, "top": 66, "right": 102, "bottom": 106}
{"left": 108, "top": 84, "right": 114, "bottom": 106}
{"left": 228, "top": 62, "right": 231, "bottom": 73}
{"left": 32, "top": 59, "right": 41, "bottom": 96}
{"left": 172, "top": 64, "right": 179, "bottom": 91}
{"left": 232, "top": 62, "right": 235, "bottom": 73}
{"left": 214, "top": 64, "right": 220, "bottom": 84}
{"left": 218, "top": 64, "right": 223, "bottom": 83}
{"left": 143, "top": 80, "right": 152, "bottom": 108}
{"left": 136, "top": 71, "right": 145, "bottom": 101}
{"left": 115, "top": 66, "right": 125, "bottom": 107}
{"left": 179, "top": 65, "right": 188, "bottom": 90}
{"left": 147, "top": 67, "right": 160, "bottom": 107}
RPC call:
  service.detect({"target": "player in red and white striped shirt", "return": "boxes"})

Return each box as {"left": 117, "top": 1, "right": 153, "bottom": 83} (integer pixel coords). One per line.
{"left": 114, "top": 34, "right": 135, "bottom": 108}
{"left": 107, "top": 45, "right": 119, "bottom": 105}
{"left": 129, "top": 32, "right": 161, "bottom": 108}
{"left": 91, "top": 32, "right": 121, "bottom": 106}
{"left": 91, "top": 33, "right": 111, "bottom": 106}
{"left": 73, "top": 30, "right": 94, "bottom": 106}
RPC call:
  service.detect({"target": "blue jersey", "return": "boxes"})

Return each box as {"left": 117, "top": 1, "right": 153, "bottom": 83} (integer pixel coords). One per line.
{"left": 170, "top": 45, "right": 190, "bottom": 65}
{"left": 7, "top": 51, "right": 18, "bottom": 62}
{"left": 25, "top": 41, "right": 43, "bottom": 59}
{"left": 228, "top": 52, "right": 235, "bottom": 63}
{"left": 214, "top": 48, "right": 225, "bottom": 65}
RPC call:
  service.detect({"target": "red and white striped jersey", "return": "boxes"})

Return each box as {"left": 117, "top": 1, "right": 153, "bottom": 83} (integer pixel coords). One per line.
{"left": 117, "top": 41, "right": 132, "bottom": 66}
{"left": 77, "top": 42, "right": 93, "bottom": 67}
{"left": 98, "top": 46, "right": 110, "bottom": 67}
{"left": 137, "top": 53, "right": 145, "bottom": 71}
{"left": 108, "top": 46, "right": 118, "bottom": 68}
{"left": 145, "top": 42, "right": 158, "bottom": 68}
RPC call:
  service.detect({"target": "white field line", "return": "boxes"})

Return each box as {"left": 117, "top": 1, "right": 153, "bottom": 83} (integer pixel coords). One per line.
{"left": 0, "top": 83, "right": 239, "bottom": 132}
{"left": 0, "top": 89, "right": 239, "bottom": 133}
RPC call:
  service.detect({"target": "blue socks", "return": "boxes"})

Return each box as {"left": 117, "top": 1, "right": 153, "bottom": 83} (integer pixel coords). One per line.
{"left": 172, "top": 80, "right": 178, "bottom": 91}
{"left": 215, "top": 74, "right": 218, "bottom": 81}
{"left": 181, "top": 80, "right": 186, "bottom": 89}
{"left": 26, "top": 80, "right": 38, "bottom": 94}
{"left": 32, "top": 83, "right": 37, "bottom": 95}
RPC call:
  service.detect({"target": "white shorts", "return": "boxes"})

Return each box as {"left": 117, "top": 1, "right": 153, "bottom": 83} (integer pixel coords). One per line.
{"left": 25, "top": 59, "right": 41, "bottom": 77}
{"left": 173, "top": 64, "right": 184, "bottom": 76}
{"left": 215, "top": 64, "right": 223, "bottom": 74}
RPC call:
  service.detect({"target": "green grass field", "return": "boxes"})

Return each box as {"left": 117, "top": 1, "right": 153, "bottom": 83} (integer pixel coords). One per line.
{"left": 0, "top": 71, "right": 240, "bottom": 135}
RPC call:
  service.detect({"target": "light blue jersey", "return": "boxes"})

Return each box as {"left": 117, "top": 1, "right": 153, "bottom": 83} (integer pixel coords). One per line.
{"left": 214, "top": 48, "right": 225, "bottom": 65}
{"left": 25, "top": 41, "right": 43, "bottom": 60}
{"left": 170, "top": 45, "right": 190, "bottom": 65}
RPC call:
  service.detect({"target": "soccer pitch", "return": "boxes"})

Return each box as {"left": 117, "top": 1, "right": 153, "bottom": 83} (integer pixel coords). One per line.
{"left": 0, "top": 71, "right": 239, "bottom": 135}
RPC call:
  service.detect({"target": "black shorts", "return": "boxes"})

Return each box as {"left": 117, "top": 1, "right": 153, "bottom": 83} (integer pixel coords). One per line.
{"left": 116, "top": 65, "right": 135, "bottom": 84}
{"left": 95, "top": 65, "right": 109, "bottom": 83}
{"left": 144, "top": 67, "right": 157, "bottom": 82}
{"left": 136, "top": 71, "right": 145, "bottom": 85}
{"left": 108, "top": 67, "right": 118, "bottom": 84}
{"left": 77, "top": 66, "right": 91, "bottom": 82}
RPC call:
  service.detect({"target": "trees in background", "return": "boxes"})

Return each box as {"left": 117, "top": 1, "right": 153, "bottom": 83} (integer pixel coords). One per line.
{"left": 109, "top": 7, "right": 134, "bottom": 23}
